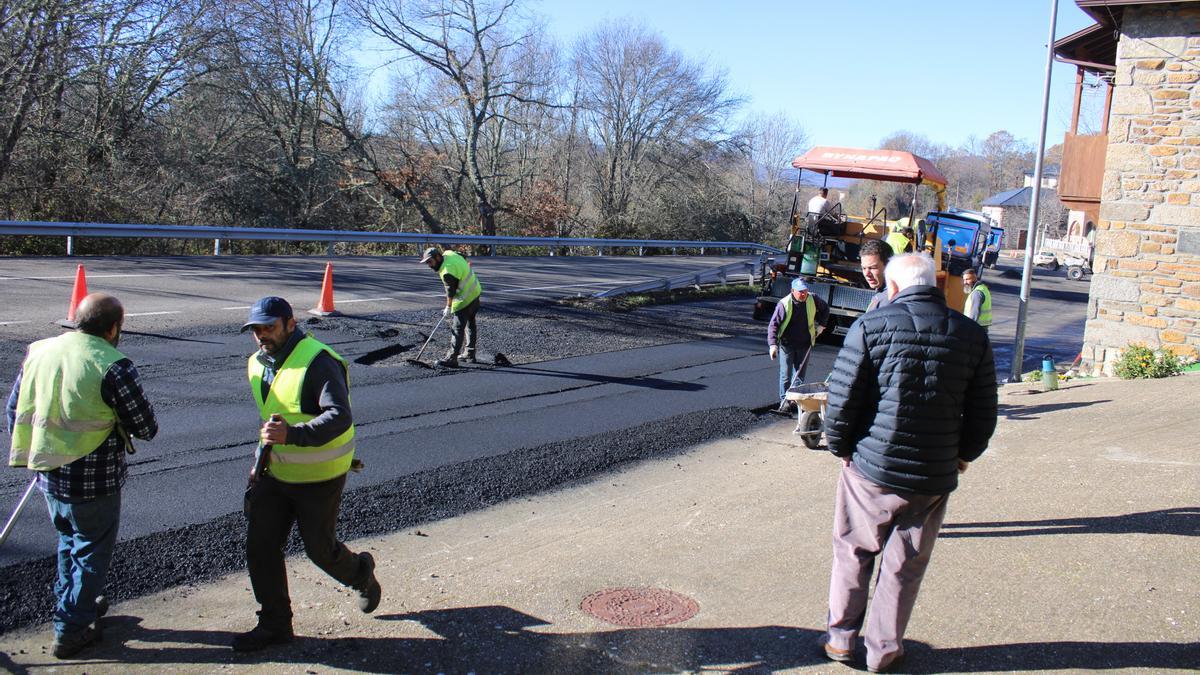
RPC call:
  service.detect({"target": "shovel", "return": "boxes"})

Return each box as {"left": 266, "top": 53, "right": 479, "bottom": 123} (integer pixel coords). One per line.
{"left": 406, "top": 312, "right": 447, "bottom": 369}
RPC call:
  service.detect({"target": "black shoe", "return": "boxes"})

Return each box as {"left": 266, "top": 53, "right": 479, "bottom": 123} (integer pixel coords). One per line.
{"left": 232, "top": 623, "right": 294, "bottom": 652}
{"left": 776, "top": 400, "right": 793, "bottom": 414}
{"left": 356, "top": 552, "right": 382, "bottom": 614}
{"left": 435, "top": 357, "right": 458, "bottom": 368}
{"left": 95, "top": 594, "right": 109, "bottom": 619}
{"left": 458, "top": 352, "right": 477, "bottom": 364}
{"left": 53, "top": 626, "right": 100, "bottom": 659}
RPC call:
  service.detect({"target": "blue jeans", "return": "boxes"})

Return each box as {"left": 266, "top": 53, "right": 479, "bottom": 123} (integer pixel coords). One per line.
{"left": 43, "top": 490, "right": 121, "bottom": 638}
{"left": 778, "top": 343, "right": 811, "bottom": 402}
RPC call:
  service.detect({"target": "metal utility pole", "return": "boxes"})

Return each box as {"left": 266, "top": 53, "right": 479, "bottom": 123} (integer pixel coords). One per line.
{"left": 1010, "top": 0, "right": 1059, "bottom": 383}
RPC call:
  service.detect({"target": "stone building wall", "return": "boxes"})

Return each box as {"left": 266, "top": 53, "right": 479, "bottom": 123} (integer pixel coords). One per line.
{"left": 1085, "top": 4, "right": 1200, "bottom": 373}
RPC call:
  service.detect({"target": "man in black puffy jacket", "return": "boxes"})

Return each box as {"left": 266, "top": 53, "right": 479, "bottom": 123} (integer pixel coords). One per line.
{"left": 819, "top": 253, "right": 997, "bottom": 673}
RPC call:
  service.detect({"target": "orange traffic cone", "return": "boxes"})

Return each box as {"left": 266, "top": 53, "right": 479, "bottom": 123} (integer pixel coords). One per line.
{"left": 309, "top": 262, "right": 341, "bottom": 316}
{"left": 65, "top": 264, "right": 88, "bottom": 324}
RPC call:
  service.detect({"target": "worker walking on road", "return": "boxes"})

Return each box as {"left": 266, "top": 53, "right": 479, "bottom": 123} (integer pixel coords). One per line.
{"left": 236, "top": 296, "right": 381, "bottom": 653}
{"left": 7, "top": 293, "right": 158, "bottom": 659}
{"left": 819, "top": 254, "right": 997, "bottom": 672}
{"left": 767, "top": 279, "right": 829, "bottom": 413}
{"left": 859, "top": 238, "right": 893, "bottom": 312}
{"left": 961, "top": 267, "right": 992, "bottom": 330}
{"left": 421, "top": 247, "right": 483, "bottom": 368}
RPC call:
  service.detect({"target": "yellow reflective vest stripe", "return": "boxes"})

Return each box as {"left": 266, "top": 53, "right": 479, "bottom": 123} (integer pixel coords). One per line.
{"left": 9, "top": 332, "right": 124, "bottom": 471}
{"left": 439, "top": 251, "right": 482, "bottom": 312}
{"left": 965, "top": 283, "right": 993, "bottom": 327}
{"left": 248, "top": 335, "right": 355, "bottom": 483}
{"left": 778, "top": 294, "right": 817, "bottom": 345}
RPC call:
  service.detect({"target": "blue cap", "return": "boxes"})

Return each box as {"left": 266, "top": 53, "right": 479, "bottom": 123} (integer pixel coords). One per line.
{"left": 241, "top": 296, "right": 293, "bottom": 332}
{"left": 791, "top": 279, "right": 810, "bottom": 292}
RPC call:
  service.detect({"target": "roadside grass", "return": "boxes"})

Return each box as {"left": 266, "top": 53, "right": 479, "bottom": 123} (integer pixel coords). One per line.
{"left": 559, "top": 283, "right": 757, "bottom": 312}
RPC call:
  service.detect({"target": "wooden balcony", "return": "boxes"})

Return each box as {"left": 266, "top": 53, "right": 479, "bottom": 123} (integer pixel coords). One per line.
{"left": 1058, "top": 132, "right": 1107, "bottom": 214}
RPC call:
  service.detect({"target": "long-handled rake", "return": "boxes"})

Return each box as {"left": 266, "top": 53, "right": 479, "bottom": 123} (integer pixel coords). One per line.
{"left": 0, "top": 477, "right": 38, "bottom": 549}
{"left": 406, "top": 312, "right": 447, "bottom": 369}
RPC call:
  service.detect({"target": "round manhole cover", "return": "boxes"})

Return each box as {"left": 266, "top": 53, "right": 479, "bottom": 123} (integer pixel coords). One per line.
{"left": 581, "top": 587, "right": 699, "bottom": 627}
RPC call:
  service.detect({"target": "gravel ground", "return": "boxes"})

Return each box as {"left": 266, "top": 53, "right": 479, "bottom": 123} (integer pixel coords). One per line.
{"left": 0, "top": 296, "right": 771, "bottom": 635}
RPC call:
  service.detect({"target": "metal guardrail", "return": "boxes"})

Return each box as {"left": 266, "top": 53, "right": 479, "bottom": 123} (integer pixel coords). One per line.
{"left": 0, "top": 220, "right": 784, "bottom": 257}
{"left": 592, "top": 257, "right": 766, "bottom": 298}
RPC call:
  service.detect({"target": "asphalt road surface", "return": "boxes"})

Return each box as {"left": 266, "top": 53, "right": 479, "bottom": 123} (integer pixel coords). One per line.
{"left": 0, "top": 254, "right": 758, "bottom": 336}
{"left": 981, "top": 256, "right": 1092, "bottom": 377}
{"left": 0, "top": 253, "right": 1087, "bottom": 611}
{"left": 0, "top": 254, "right": 796, "bottom": 570}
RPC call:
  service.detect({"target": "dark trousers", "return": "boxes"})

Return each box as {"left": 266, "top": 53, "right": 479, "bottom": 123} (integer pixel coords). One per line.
{"left": 245, "top": 473, "right": 363, "bottom": 627}
{"left": 448, "top": 297, "right": 480, "bottom": 359}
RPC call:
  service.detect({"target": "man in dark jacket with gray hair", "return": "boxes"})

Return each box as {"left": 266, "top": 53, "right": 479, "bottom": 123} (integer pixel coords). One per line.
{"left": 819, "top": 253, "right": 997, "bottom": 673}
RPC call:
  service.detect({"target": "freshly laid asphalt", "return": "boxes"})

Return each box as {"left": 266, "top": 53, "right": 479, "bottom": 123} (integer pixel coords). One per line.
{"left": 1, "top": 372, "right": 1195, "bottom": 673}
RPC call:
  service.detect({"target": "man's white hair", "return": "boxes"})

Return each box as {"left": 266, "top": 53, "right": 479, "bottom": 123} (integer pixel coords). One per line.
{"left": 885, "top": 253, "right": 937, "bottom": 291}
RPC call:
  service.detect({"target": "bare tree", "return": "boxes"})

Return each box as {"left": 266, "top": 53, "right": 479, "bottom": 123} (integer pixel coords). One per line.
{"left": 572, "top": 20, "right": 741, "bottom": 238}
{"left": 733, "top": 112, "right": 808, "bottom": 242}
{"left": 352, "top": 0, "right": 555, "bottom": 237}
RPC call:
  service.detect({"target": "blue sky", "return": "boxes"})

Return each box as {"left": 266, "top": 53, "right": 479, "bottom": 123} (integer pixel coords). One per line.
{"left": 531, "top": 0, "right": 1097, "bottom": 151}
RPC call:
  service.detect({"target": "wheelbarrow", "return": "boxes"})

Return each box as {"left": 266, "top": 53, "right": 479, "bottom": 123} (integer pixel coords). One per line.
{"left": 786, "top": 381, "right": 827, "bottom": 449}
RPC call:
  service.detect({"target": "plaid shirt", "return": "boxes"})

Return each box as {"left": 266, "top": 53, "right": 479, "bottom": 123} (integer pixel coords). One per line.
{"left": 7, "top": 358, "right": 157, "bottom": 502}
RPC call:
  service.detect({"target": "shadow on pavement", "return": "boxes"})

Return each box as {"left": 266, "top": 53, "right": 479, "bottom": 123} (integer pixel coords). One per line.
{"left": 995, "top": 398, "right": 1110, "bottom": 420}
{"left": 941, "top": 507, "right": 1200, "bottom": 538}
{"left": 39, "top": 610, "right": 826, "bottom": 673}
{"left": 904, "top": 639, "right": 1199, "bottom": 673}
{"left": 476, "top": 364, "right": 706, "bottom": 392}
{"left": 21, "top": 607, "right": 1197, "bottom": 673}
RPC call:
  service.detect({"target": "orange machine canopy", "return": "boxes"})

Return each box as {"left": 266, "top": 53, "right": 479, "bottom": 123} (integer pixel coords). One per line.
{"left": 792, "top": 146, "right": 948, "bottom": 209}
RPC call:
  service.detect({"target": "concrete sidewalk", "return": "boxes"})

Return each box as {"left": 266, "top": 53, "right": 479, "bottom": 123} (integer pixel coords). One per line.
{"left": 2, "top": 374, "right": 1197, "bottom": 673}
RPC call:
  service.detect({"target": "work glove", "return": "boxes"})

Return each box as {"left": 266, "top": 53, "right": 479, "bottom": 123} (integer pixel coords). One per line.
{"left": 442, "top": 306, "right": 453, "bottom": 319}
{"left": 769, "top": 345, "right": 778, "bottom": 360}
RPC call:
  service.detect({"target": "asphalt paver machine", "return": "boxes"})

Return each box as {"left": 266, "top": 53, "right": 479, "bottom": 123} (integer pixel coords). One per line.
{"left": 754, "top": 146, "right": 992, "bottom": 333}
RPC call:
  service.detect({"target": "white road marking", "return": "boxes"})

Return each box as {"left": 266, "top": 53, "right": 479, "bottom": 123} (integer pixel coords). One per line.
{"left": 125, "top": 311, "right": 182, "bottom": 317}
{"left": 488, "top": 279, "right": 656, "bottom": 294}
{"left": 0, "top": 271, "right": 247, "bottom": 281}
{"left": 0, "top": 320, "right": 32, "bottom": 325}
{"left": 334, "top": 296, "right": 395, "bottom": 304}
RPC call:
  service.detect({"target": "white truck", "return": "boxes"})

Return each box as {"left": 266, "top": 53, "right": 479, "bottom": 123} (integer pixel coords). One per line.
{"left": 1034, "top": 234, "right": 1092, "bottom": 280}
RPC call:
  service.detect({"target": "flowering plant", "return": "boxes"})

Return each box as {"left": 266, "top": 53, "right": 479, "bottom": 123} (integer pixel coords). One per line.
{"left": 1113, "top": 344, "right": 1183, "bottom": 379}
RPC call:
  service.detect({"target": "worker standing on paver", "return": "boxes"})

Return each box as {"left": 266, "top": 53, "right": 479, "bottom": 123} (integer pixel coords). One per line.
{"left": 235, "top": 296, "right": 381, "bottom": 652}
{"left": 961, "top": 267, "right": 992, "bottom": 330}
{"left": 885, "top": 226, "right": 914, "bottom": 255}
{"left": 7, "top": 293, "right": 158, "bottom": 659}
{"left": 859, "top": 238, "right": 893, "bottom": 312}
{"left": 767, "top": 279, "right": 829, "bottom": 413}
{"left": 421, "top": 247, "right": 483, "bottom": 368}
{"left": 819, "top": 254, "right": 997, "bottom": 673}
{"left": 807, "top": 188, "right": 831, "bottom": 218}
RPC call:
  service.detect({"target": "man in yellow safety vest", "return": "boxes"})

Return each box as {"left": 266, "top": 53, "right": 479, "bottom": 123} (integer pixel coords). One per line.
{"left": 962, "top": 268, "right": 993, "bottom": 330}
{"left": 421, "top": 247, "right": 483, "bottom": 368}
{"left": 7, "top": 293, "right": 158, "bottom": 659}
{"left": 235, "top": 296, "right": 381, "bottom": 652}
{"left": 767, "top": 279, "right": 830, "bottom": 413}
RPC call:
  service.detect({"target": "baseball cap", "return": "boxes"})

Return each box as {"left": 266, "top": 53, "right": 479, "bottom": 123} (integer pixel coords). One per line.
{"left": 419, "top": 247, "right": 441, "bottom": 263}
{"left": 241, "top": 296, "right": 293, "bottom": 332}
{"left": 791, "top": 279, "right": 810, "bottom": 293}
